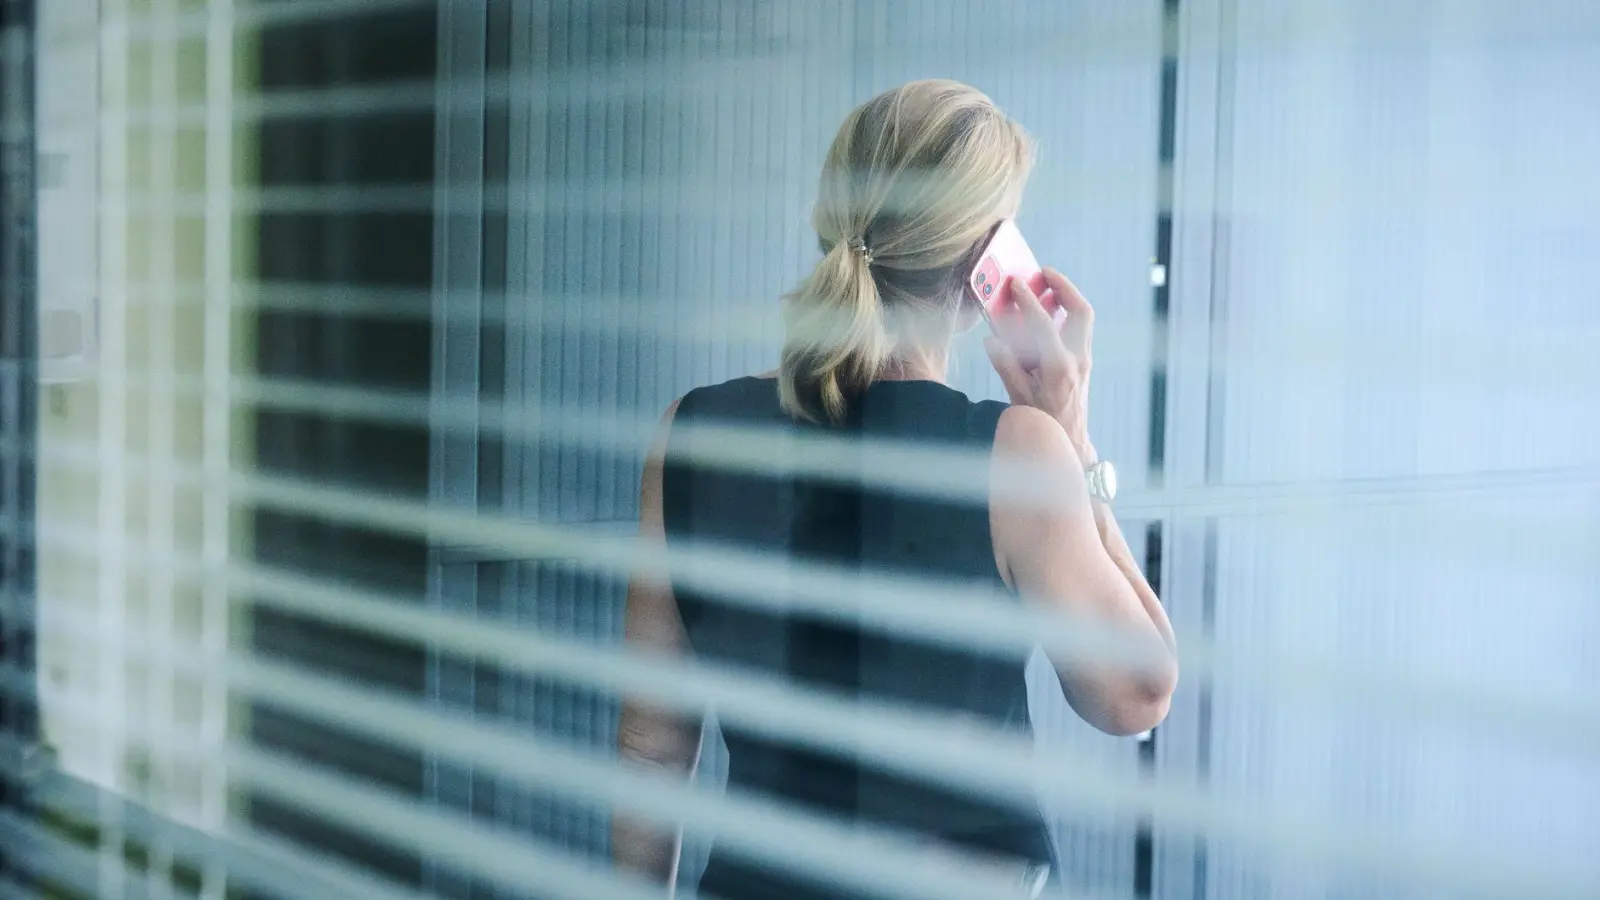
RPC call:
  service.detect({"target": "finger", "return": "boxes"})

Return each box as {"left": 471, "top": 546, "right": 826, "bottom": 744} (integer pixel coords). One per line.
{"left": 1058, "top": 301, "right": 1092, "bottom": 355}
{"left": 1042, "top": 267, "right": 1092, "bottom": 318}
{"left": 1044, "top": 267, "right": 1093, "bottom": 354}
{"left": 1008, "top": 275, "right": 1055, "bottom": 332}
{"left": 1007, "top": 275, "right": 1067, "bottom": 371}
{"left": 983, "top": 336, "right": 1033, "bottom": 404}
{"left": 1010, "top": 275, "right": 1072, "bottom": 383}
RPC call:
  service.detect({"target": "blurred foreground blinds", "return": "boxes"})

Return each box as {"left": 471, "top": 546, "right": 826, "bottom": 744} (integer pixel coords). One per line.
{"left": 0, "top": 1, "right": 1598, "bottom": 900}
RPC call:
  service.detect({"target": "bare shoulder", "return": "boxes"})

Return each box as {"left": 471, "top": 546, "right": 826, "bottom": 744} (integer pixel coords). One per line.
{"left": 994, "top": 404, "right": 1074, "bottom": 463}
{"left": 660, "top": 396, "right": 683, "bottom": 424}
{"left": 647, "top": 397, "right": 684, "bottom": 460}
{"left": 990, "top": 404, "right": 1087, "bottom": 544}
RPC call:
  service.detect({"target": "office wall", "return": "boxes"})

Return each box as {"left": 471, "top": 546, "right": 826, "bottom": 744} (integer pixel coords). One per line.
{"left": 1166, "top": 1, "right": 1600, "bottom": 897}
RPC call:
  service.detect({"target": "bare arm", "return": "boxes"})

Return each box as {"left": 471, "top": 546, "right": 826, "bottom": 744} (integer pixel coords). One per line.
{"left": 612, "top": 399, "right": 700, "bottom": 880}
{"left": 1082, "top": 446, "right": 1178, "bottom": 658}
{"left": 991, "top": 409, "right": 1177, "bottom": 735}
{"left": 985, "top": 270, "right": 1177, "bottom": 736}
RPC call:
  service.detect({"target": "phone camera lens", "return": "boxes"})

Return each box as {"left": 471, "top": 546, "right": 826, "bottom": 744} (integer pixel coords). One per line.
{"left": 976, "top": 272, "right": 986, "bottom": 285}
{"left": 983, "top": 283, "right": 993, "bottom": 297}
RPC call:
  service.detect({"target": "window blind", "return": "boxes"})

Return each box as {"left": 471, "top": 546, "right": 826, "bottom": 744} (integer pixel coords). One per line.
{"left": 2, "top": 1, "right": 1598, "bottom": 900}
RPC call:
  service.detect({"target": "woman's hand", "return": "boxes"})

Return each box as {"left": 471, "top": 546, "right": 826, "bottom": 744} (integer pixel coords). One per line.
{"left": 983, "top": 267, "right": 1097, "bottom": 463}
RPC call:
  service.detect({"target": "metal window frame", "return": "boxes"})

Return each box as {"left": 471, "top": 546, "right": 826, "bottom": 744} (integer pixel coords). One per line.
{"left": 0, "top": 0, "right": 40, "bottom": 883}
{"left": 1151, "top": 0, "right": 1236, "bottom": 897}
{"left": 425, "top": 1, "right": 489, "bottom": 894}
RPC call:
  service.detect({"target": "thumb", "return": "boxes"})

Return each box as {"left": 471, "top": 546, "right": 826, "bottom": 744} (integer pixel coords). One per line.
{"left": 984, "top": 336, "right": 1032, "bottom": 405}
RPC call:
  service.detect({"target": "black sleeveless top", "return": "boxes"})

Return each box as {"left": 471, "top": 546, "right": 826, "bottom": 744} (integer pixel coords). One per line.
{"left": 662, "top": 376, "right": 1053, "bottom": 900}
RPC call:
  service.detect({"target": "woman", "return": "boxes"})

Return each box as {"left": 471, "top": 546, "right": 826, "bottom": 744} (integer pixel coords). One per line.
{"left": 614, "top": 79, "right": 1178, "bottom": 898}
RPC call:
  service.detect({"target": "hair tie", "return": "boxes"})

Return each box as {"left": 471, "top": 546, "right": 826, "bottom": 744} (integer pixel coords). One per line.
{"left": 847, "top": 236, "right": 874, "bottom": 266}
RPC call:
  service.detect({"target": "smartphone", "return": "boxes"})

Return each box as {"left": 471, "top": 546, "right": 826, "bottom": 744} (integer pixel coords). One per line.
{"left": 966, "top": 219, "right": 1060, "bottom": 366}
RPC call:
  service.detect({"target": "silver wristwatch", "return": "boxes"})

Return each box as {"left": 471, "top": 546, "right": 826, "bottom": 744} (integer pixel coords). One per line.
{"left": 1085, "top": 459, "right": 1117, "bottom": 504}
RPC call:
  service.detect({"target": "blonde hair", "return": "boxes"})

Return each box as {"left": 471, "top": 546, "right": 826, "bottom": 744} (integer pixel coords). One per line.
{"left": 779, "top": 79, "right": 1034, "bottom": 424}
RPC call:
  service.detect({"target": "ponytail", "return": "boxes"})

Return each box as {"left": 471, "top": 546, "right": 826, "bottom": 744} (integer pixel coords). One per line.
{"left": 778, "top": 239, "right": 891, "bottom": 424}
{"left": 778, "top": 79, "right": 1034, "bottom": 425}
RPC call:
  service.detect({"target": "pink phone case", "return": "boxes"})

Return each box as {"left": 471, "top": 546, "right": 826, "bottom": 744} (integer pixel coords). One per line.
{"left": 967, "top": 220, "right": 1060, "bottom": 364}
{"left": 967, "top": 220, "right": 1051, "bottom": 318}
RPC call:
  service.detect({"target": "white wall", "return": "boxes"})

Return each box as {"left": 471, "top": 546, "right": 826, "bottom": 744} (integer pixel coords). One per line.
{"left": 1168, "top": 2, "right": 1600, "bottom": 897}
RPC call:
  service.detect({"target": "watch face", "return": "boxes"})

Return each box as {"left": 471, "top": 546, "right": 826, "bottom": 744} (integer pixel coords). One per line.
{"left": 1101, "top": 460, "right": 1117, "bottom": 500}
